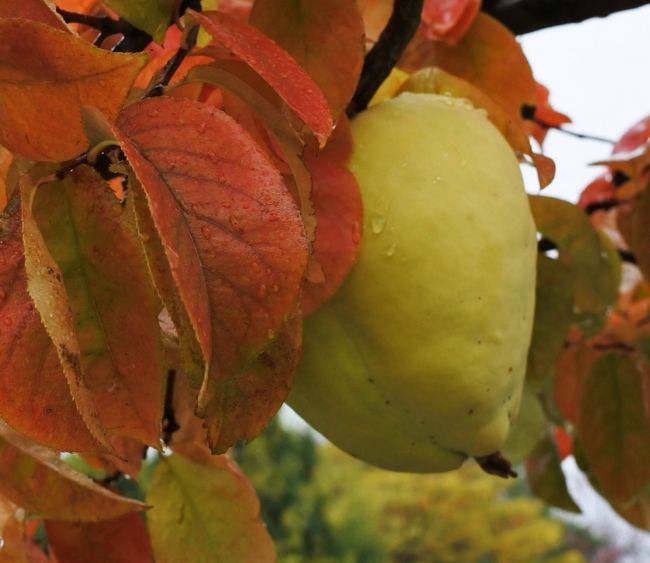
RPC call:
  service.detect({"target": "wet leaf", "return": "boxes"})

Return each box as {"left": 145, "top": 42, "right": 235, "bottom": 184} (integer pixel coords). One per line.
{"left": 613, "top": 115, "right": 650, "bottom": 154}
{"left": 0, "top": 421, "right": 145, "bottom": 521}
{"left": 530, "top": 195, "right": 619, "bottom": 331}
{"left": 301, "top": 115, "right": 363, "bottom": 316}
{"left": 190, "top": 9, "right": 333, "bottom": 146}
{"left": 146, "top": 452, "right": 274, "bottom": 563}
{"left": 250, "top": 0, "right": 365, "bottom": 119}
{"left": 186, "top": 62, "right": 317, "bottom": 242}
{"left": 102, "top": 0, "right": 174, "bottom": 42}
{"left": 201, "top": 309, "right": 302, "bottom": 452}
{"left": 0, "top": 19, "right": 146, "bottom": 161}
{"left": 111, "top": 96, "right": 308, "bottom": 452}
{"left": 45, "top": 513, "right": 153, "bottom": 563}
{"left": 577, "top": 173, "right": 616, "bottom": 211}
{"left": 525, "top": 433, "right": 580, "bottom": 513}
{"left": 577, "top": 353, "right": 650, "bottom": 506}
{"left": 526, "top": 255, "right": 575, "bottom": 388}
{"left": 400, "top": 13, "right": 536, "bottom": 122}
{"left": 0, "top": 0, "right": 69, "bottom": 31}
{"left": 29, "top": 167, "right": 166, "bottom": 448}
{"left": 0, "top": 205, "right": 97, "bottom": 452}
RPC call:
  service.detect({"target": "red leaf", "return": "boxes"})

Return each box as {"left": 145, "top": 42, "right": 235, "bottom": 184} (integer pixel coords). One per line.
{"left": 0, "top": 19, "right": 146, "bottom": 161}
{"left": 0, "top": 206, "right": 97, "bottom": 453}
{"left": 302, "top": 116, "right": 363, "bottom": 316}
{"left": 613, "top": 115, "right": 650, "bottom": 154}
{"left": 554, "top": 426, "right": 572, "bottom": 460}
{"left": 249, "top": 0, "right": 365, "bottom": 119}
{"left": 189, "top": 10, "right": 333, "bottom": 146}
{"left": 577, "top": 174, "right": 616, "bottom": 210}
{"left": 421, "top": 0, "right": 481, "bottom": 44}
{"left": 111, "top": 96, "right": 308, "bottom": 452}
{"left": 46, "top": 513, "right": 153, "bottom": 563}
{"left": 0, "top": 0, "right": 70, "bottom": 31}
{"left": 28, "top": 167, "right": 167, "bottom": 449}
{"left": 0, "top": 422, "right": 145, "bottom": 521}
{"left": 577, "top": 353, "right": 650, "bottom": 506}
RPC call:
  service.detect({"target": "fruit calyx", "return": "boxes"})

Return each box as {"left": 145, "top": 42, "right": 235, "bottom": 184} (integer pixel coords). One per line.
{"left": 475, "top": 452, "right": 517, "bottom": 479}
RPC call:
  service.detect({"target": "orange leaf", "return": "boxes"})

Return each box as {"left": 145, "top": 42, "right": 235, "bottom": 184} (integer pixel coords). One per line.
{"left": 0, "top": 0, "right": 69, "bottom": 32}
{"left": 421, "top": 0, "right": 481, "bottom": 44}
{"left": 45, "top": 513, "right": 153, "bottom": 563}
{"left": 0, "top": 19, "right": 146, "bottom": 161}
{"left": 617, "top": 186, "right": 650, "bottom": 282}
{"left": 190, "top": 10, "right": 333, "bottom": 146}
{"left": 27, "top": 167, "right": 167, "bottom": 449}
{"left": 400, "top": 13, "right": 536, "bottom": 122}
{"left": 530, "top": 152, "right": 556, "bottom": 189}
{"left": 302, "top": 116, "right": 363, "bottom": 316}
{"left": 0, "top": 205, "right": 98, "bottom": 453}
{"left": 112, "top": 96, "right": 308, "bottom": 452}
{"left": 250, "top": 0, "right": 365, "bottom": 120}
{"left": 0, "top": 422, "right": 145, "bottom": 521}
{"left": 577, "top": 173, "right": 616, "bottom": 210}
{"left": 527, "top": 82, "right": 571, "bottom": 146}
{"left": 613, "top": 115, "right": 650, "bottom": 154}
{"left": 553, "top": 342, "right": 600, "bottom": 424}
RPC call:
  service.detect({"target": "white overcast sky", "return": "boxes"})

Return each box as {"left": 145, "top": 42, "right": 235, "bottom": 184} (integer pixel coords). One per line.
{"left": 519, "top": 4, "right": 650, "bottom": 202}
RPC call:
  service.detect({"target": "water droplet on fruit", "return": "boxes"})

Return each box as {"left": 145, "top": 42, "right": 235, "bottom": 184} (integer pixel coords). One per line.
{"left": 385, "top": 243, "right": 396, "bottom": 257}
{"left": 251, "top": 261, "right": 261, "bottom": 273}
{"left": 257, "top": 284, "right": 267, "bottom": 298}
{"left": 197, "top": 122, "right": 207, "bottom": 133}
{"left": 371, "top": 215, "right": 386, "bottom": 234}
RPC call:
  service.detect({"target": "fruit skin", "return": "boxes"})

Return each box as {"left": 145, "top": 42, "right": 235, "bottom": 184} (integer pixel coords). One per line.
{"left": 289, "top": 92, "right": 537, "bottom": 473}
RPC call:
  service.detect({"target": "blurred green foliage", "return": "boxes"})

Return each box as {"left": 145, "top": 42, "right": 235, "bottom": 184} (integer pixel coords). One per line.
{"left": 234, "top": 416, "right": 590, "bottom": 563}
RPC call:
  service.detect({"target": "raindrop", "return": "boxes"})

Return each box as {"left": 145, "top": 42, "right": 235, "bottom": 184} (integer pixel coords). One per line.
{"left": 3, "top": 317, "right": 12, "bottom": 327}
{"left": 257, "top": 284, "right": 267, "bottom": 298}
{"left": 251, "top": 261, "right": 261, "bottom": 273}
{"left": 385, "top": 242, "right": 396, "bottom": 257}
{"left": 351, "top": 221, "right": 361, "bottom": 244}
{"left": 270, "top": 283, "right": 279, "bottom": 293}
{"left": 371, "top": 215, "right": 386, "bottom": 234}
{"left": 201, "top": 225, "right": 212, "bottom": 240}
{"left": 197, "top": 122, "right": 207, "bottom": 133}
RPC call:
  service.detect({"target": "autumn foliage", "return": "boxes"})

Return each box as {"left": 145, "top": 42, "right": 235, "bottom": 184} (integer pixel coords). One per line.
{"left": 0, "top": 0, "right": 649, "bottom": 560}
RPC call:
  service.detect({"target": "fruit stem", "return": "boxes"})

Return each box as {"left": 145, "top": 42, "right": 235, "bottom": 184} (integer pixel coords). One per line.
{"left": 347, "top": 0, "right": 424, "bottom": 117}
{"left": 475, "top": 452, "right": 518, "bottom": 479}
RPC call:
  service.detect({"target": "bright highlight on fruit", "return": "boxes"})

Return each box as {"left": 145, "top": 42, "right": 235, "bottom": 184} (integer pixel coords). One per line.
{"left": 290, "top": 92, "right": 537, "bottom": 474}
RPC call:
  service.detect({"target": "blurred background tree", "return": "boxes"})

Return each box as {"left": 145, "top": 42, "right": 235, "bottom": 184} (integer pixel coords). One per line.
{"left": 233, "top": 417, "right": 600, "bottom": 563}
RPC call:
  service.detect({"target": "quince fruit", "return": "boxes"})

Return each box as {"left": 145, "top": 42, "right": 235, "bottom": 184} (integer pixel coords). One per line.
{"left": 289, "top": 92, "right": 537, "bottom": 473}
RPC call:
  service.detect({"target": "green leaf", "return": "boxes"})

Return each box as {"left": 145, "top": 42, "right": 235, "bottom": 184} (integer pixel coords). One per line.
{"left": 525, "top": 433, "right": 580, "bottom": 513}
{"left": 526, "top": 255, "right": 574, "bottom": 388}
{"left": 577, "top": 353, "right": 650, "bottom": 506}
{"left": 529, "top": 195, "right": 619, "bottom": 333}
{"left": 147, "top": 451, "right": 275, "bottom": 563}
{"left": 102, "top": 0, "right": 174, "bottom": 43}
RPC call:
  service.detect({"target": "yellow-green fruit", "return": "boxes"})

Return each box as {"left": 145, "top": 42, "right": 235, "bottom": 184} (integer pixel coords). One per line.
{"left": 289, "top": 92, "right": 537, "bottom": 472}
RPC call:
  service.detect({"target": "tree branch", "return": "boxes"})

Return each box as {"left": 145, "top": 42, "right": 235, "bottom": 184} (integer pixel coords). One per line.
{"left": 483, "top": 0, "right": 650, "bottom": 35}
{"left": 347, "top": 0, "right": 424, "bottom": 117}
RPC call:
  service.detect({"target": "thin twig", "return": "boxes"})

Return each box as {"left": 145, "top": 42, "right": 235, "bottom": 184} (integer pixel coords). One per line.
{"left": 145, "top": 25, "right": 200, "bottom": 97}
{"left": 522, "top": 105, "right": 615, "bottom": 144}
{"left": 347, "top": 0, "right": 424, "bottom": 117}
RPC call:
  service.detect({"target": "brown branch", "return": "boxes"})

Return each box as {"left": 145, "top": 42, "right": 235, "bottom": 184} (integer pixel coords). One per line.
{"left": 483, "top": 0, "right": 650, "bottom": 35}
{"left": 476, "top": 452, "right": 518, "bottom": 479}
{"left": 347, "top": 0, "right": 424, "bottom": 117}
